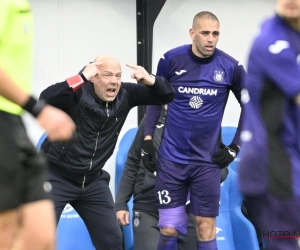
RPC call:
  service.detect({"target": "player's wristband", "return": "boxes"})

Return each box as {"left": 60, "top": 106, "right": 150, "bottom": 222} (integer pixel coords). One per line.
{"left": 229, "top": 143, "right": 240, "bottom": 155}
{"left": 66, "top": 73, "right": 87, "bottom": 92}
{"left": 21, "top": 96, "right": 46, "bottom": 118}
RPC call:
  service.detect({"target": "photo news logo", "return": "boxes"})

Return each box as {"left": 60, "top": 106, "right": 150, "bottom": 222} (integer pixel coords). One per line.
{"left": 258, "top": 231, "right": 300, "bottom": 239}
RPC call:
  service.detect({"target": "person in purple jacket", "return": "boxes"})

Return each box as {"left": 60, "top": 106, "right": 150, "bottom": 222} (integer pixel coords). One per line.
{"left": 39, "top": 55, "right": 175, "bottom": 250}
{"left": 239, "top": 0, "right": 300, "bottom": 249}
{"left": 142, "top": 11, "right": 245, "bottom": 250}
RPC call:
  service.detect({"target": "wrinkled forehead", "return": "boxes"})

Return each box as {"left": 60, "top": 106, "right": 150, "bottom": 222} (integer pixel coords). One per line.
{"left": 95, "top": 56, "right": 122, "bottom": 73}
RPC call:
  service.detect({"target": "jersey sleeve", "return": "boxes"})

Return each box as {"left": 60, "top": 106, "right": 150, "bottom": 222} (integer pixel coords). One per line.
{"left": 230, "top": 64, "right": 246, "bottom": 147}
{"left": 144, "top": 105, "right": 162, "bottom": 137}
{"left": 250, "top": 39, "right": 300, "bottom": 97}
{"left": 144, "top": 55, "right": 170, "bottom": 137}
{"left": 156, "top": 54, "right": 170, "bottom": 80}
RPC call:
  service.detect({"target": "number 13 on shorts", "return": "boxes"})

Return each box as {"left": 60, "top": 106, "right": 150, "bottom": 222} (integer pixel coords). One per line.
{"left": 157, "top": 190, "right": 171, "bottom": 204}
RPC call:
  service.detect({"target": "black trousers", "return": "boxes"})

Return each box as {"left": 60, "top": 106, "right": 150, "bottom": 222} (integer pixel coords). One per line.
{"left": 48, "top": 167, "right": 122, "bottom": 250}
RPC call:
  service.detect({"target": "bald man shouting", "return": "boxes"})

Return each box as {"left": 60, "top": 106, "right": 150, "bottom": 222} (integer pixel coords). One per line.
{"left": 39, "top": 55, "right": 175, "bottom": 250}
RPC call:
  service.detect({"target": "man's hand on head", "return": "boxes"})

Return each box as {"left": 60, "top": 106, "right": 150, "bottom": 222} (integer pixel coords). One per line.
{"left": 82, "top": 62, "right": 102, "bottom": 81}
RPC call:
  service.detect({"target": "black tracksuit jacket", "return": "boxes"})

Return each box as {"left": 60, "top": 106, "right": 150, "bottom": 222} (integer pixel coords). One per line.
{"left": 39, "top": 77, "right": 174, "bottom": 187}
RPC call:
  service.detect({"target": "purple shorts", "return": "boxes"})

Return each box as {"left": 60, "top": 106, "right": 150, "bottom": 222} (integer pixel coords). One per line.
{"left": 155, "top": 157, "right": 220, "bottom": 217}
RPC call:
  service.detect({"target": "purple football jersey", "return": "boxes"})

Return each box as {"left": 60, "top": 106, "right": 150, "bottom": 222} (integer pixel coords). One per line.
{"left": 145, "top": 45, "right": 245, "bottom": 165}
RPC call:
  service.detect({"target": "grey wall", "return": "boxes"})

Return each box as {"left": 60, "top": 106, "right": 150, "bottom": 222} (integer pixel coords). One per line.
{"left": 25, "top": 0, "right": 275, "bottom": 197}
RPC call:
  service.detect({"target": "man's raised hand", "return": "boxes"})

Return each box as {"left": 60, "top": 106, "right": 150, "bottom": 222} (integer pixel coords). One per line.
{"left": 126, "top": 63, "right": 155, "bottom": 86}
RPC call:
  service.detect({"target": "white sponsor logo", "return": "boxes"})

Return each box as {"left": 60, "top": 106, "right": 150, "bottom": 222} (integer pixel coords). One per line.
{"left": 141, "top": 149, "right": 147, "bottom": 157}
{"left": 214, "top": 71, "right": 224, "bottom": 82}
{"left": 189, "top": 96, "right": 203, "bottom": 109}
{"left": 60, "top": 213, "right": 80, "bottom": 219}
{"left": 228, "top": 148, "right": 236, "bottom": 158}
{"left": 216, "top": 227, "right": 225, "bottom": 240}
{"left": 178, "top": 86, "right": 217, "bottom": 96}
{"left": 175, "top": 70, "right": 187, "bottom": 75}
{"left": 62, "top": 204, "right": 74, "bottom": 213}
{"left": 60, "top": 204, "right": 80, "bottom": 219}
{"left": 156, "top": 124, "right": 164, "bottom": 129}
{"left": 269, "top": 40, "right": 289, "bottom": 54}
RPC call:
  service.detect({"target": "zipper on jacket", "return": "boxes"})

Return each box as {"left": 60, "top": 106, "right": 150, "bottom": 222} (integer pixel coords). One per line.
{"left": 82, "top": 103, "right": 110, "bottom": 188}
{"left": 82, "top": 131, "right": 100, "bottom": 188}
{"left": 106, "top": 102, "right": 109, "bottom": 117}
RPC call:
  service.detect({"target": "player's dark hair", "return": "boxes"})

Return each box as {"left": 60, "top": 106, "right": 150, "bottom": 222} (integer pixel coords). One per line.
{"left": 193, "top": 11, "right": 219, "bottom": 28}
